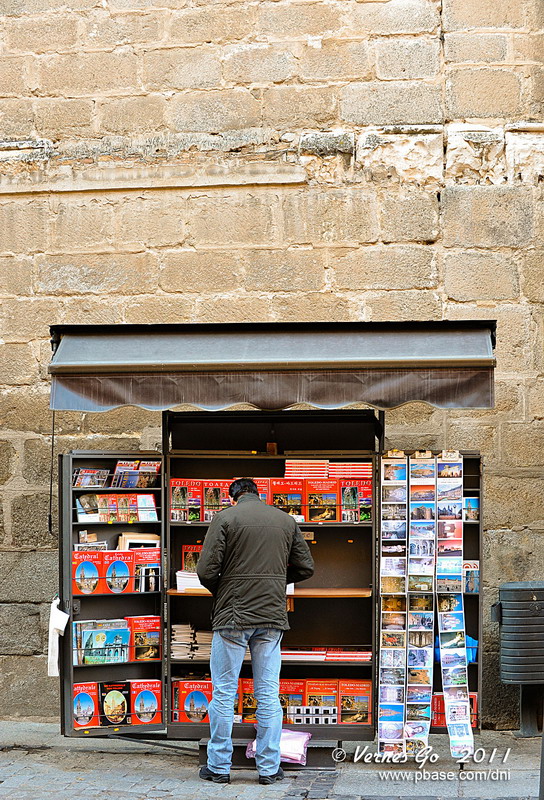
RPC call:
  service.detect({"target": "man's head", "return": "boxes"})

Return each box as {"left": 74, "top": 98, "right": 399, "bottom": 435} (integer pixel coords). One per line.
{"left": 228, "top": 478, "right": 259, "bottom": 503}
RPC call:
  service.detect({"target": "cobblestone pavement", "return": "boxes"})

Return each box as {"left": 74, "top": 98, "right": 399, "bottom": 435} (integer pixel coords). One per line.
{"left": 0, "top": 723, "right": 540, "bottom": 800}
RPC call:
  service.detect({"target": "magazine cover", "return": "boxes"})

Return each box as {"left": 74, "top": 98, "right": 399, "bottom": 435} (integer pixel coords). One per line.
{"left": 73, "top": 682, "right": 100, "bottom": 728}
{"left": 339, "top": 680, "right": 372, "bottom": 724}
{"left": 130, "top": 679, "right": 162, "bottom": 725}
{"left": 133, "top": 548, "right": 161, "bottom": 593}
{"left": 202, "top": 480, "right": 231, "bottom": 522}
{"left": 170, "top": 479, "right": 202, "bottom": 523}
{"left": 279, "top": 679, "right": 305, "bottom": 723}
{"left": 75, "top": 493, "right": 100, "bottom": 523}
{"left": 81, "top": 627, "right": 130, "bottom": 665}
{"left": 117, "top": 495, "right": 130, "bottom": 523}
{"left": 136, "top": 461, "right": 161, "bottom": 488}
{"left": 172, "top": 680, "right": 213, "bottom": 723}
{"left": 103, "top": 551, "right": 134, "bottom": 594}
{"left": 73, "top": 469, "right": 109, "bottom": 489}
{"left": 137, "top": 494, "right": 158, "bottom": 522}
{"left": 107, "top": 495, "right": 118, "bottom": 523}
{"left": 304, "top": 479, "right": 339, "bottom": 522}
{"left": 270, "top": 479, "right": 304, "bottom": 518}
{"left": 111, "top": 460, "right": 140, "bottom": 487}
{"left": 340, "top": 479, "right": 372, "bottom": 523}
{"left": 182, "top": 545, "right": 202, "bottom": 573}
{"left": 241, "top": 678, "right": 257, "bottom": 722}
{"left": 253, "top": 477, "right": 270, "bottom": 505}
{"left": 72, "top": 551, "right": 103, "bottom": 596}
{"left": 126, "top": 616, "right": 162, "bottom": 661}
{"left": 98, "top": 681, "right": 131, "bottom": 726}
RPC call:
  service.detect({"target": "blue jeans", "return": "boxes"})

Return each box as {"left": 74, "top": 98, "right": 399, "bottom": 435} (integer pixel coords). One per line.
{"left": 208, "top": 627, "right": 283, "bottom": 776}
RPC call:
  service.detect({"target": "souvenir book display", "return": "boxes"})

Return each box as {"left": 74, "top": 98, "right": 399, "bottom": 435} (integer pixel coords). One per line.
{"left": 74, "top": 679, "right": 162, "bottom": 728}
{"left": 72, "top": 548, "right": 161, "bottom": 596}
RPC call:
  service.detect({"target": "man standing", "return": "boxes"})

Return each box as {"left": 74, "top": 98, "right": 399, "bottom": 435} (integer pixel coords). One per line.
{"left": 196, "top": 478, "right": 314, "bottom": 785}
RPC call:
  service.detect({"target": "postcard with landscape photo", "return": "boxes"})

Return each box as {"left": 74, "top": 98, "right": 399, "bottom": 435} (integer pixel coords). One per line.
{"left": 410, "top": 460, "right": 436, "bottom": 481}
{"left": 436, "top": 556, "right": 463, "bottom": 575}
{"left": 408, "top": 611, "right": 434, "bottom": 631}
{"left": 409, "top": 594, "right": 434, "bottom": 611}
{"left": 408, "top": 574, "right": 434, "bottom": 592}
{"left": 410, "top": 522, "right": 436, "bottom": 538}
{"left": 437, "top": 538, "right": 463, "bottom": 556}
{"left": 407, "top": 686, "right": 432, "bottom": 704}
{"left": 438, "top": 520, "right": 463, "bottom": 539}
{"left": 381, "top": 557, "right": 406, "bottom": 577}
{"left": 406, "top": 703, "right": 431, "bottom": 721}
{"left": 408, "top": 630, "right": 434, "bottom": 648}
{"left": 407, "top": 667, "right": 431, "bottom": 685}
{"left": 382, "top": 596, "right": 406, "bottom": 613}
{"left": 378, "top": 703, "right": 404, "bottom": 722}
{"left": 440, "top": 630, "right": 466, "bottom": 649}
{"left": 379, "top": 685, "right": 404, "bottom": 704}
{"left": 380, "top": 649, "right": 406, "bottom": 667}
{"left": 382, "top": 503, "right": 407, "bottom": 521}
{"left": 463, "top": 497, "right": 480, "bottom": 521}
{"left": 410, "top": 501, "right": 436, "bottom": 521}
{"left": 382, "top": 520, "right": 407, "bottom": 536}
{"left": 380, "top": 668, "right": 406, "bottom": 686}
{"left": 437, "top": 593, "right": 463, "bottom": 613}
{"left": 408, "top": 556, "right": 435, "bottom": 576}
{"left": 410, "top": 484, "right": 436, "bottom": 502}
{"left": 407, "top": 648, "right": 433, "bottom": 668}
{"left": 382, "top": 461, "right": 407, "bottom": 482}
{"left": 383, "top": 484, "right": 407, "bottom": 503}
{"left": 437, "top": 479, "right": 463, "bottom": 502}
{"left": 439, "top": 612, "right": 464, "bottom": 632}
{"left": 437, "top": 502, "right": 462, "bottom": 520}
{"left": 437, "top": 462, "right": 463, "bottom": 479}
{"left": 381, "top": 612, "right": 406, "bottom": 631}
{"left": 382, "top": 543, "right": 407, "bottom": 557}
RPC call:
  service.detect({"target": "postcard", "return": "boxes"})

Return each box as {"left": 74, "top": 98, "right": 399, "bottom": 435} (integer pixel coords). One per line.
{"left": 409, "top": 594, "right": 434, "bottom": 611}
{"left": 445, "top": 703, "right": 469, "bottom": 721}
{"left": 409, "top": 539, "right": 435, "bottom": 557}
{"left": 442, "top": 666, "right": 468, "bottom": 687}
{"left": 406, "top": 703, "right": 431, "bottom": 721}
{"left": 409, "top": 556, "right": 435, "bottom": 576}
{"left": 410, "top": 522, "right": 436, "bottom": 538}
{"left": 440, "top": 650, "right": 466, "bottom": 669}
{"left": 408, "top": 648, "right": 433, "bottom": 668}
{"left": 383, "top": 484, "right": 407, "bottom": 503}
{"left": 381, "top": 612, "right": 406, "bottom": 631}
{"left": 444, "top": 686, "right": 469, "bottom": 701}
{"left": 382, "top": 631, "right": 406, "bottom": 649}
{"left": 438, "top": 520, "right": 463, "bottom": 539}
{"left": 380, "top": 649, "right": 406, "bottom": 667}
{"left": 381, "top": 557, "right": 406, "bottom": 577}
{"left": 382, "top": 543, "right": 406, "bottom": 557}
{"left": 404, "top": 720, "right": 430, "bottom": 738}
{"left": 410, "top": 484, "right": 436, "bottom": 502}
{"left": 436, "top": 574, "right": 463, "bottom": 592}
{"left": 381, "top": 576, "right": 406, "bottom": 595}
{"left": 440, "top": 631, "right": 466, "bottom": 649}
{"left": 380, "top": 668, "right": 406, "bottom": 686}
{"left": 437, "top": 502, "right": 462, "bottom": 520}
{"left": 379, "top": 685, "right": 404, "bottom": 704}
{"left": 407, "top": 686, "right": 432, "bottom": 703}
{"left": 408, "top": 574, "right": 434, "bottom": 592}
{"left": 439, "top": 612, "right": 464, "bottom": 632}
{"left": 438, "top": 538, "right": 463, "bottom": 556}
{"left": 382, "top": 596, "right": 406, "bottom": 612}
{"left": 437, "top": 462, "right": 463, "bottom": 479}
{"left": 378, "top": 721, "right": 404, "bottom": 740}
{"left": 410, "top": 501, "right": 435, "bottom": 521}
{"left": 437, "top": 593, "right": 463, "bottom": 613}
{"left": 382, "top": 503, "right": 407, "bottom": 521}
{"left": 448, "top": 722, "right": 472, "bottom": 738}
{"left": 437, "top": 479, "right": 463, "bottom": 502}
{"left": 463, "top": 497, "right": 479, "bottom": 521}
{"left": 382, "top": 461, "right": 407, "bottom": 482}
{"left": 382, "top": 520, "right": 407, "bottom": 536}
{"left": 410, "top": 460, "right": 436, "bottom": 481}
{"left": 407, "top": 668, "right": 431, "bottom": 685}
{"left": 378, "top": 703, "right": 404, "bottom": 722}
{"left": 408, "top": 630, "right": 433, "bottom": 648}
{"left": 408, "top": 612, "right": 434, "bottom": 631}
{"left": 436, "top": 556, "right": 463, "bottom": 575}
{"left": 378, "top": 741, "right": 404, "bottom": 754}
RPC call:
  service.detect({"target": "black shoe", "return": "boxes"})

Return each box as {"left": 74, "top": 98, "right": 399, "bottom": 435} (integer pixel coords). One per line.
{"left": 258, "top": 767, "right": 285, "bottom": 785}
{"left": 199, "top": 765, "right": 230, "bottom": 784}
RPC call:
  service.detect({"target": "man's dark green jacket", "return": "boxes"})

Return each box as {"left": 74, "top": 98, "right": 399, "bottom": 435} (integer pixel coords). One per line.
{"left": 196, "top": 493, "right": 314, "bottom": 630}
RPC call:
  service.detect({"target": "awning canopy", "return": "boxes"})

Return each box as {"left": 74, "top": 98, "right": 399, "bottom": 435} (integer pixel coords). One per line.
{"left": 48, "top": 321, "right": 496, "bottom": 412}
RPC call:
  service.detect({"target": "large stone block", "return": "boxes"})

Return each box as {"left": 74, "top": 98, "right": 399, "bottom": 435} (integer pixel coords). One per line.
{"left": 223, "top": 44, "right": 296, "bottom": 84}
{"left": 283, "top": 189, "right": 379, "bottom": 245}
{"left": 513, "top": 32, "right": 544, "bottom": 63}
{"left": 83, "top": 407, "right": 161, "bottom": 435}
{"left": 0, "top": 99, "right": 34, "bottom": 137}
{"left": 195, "top": 294, "right": 273, "bottom": 322}
{"left": 187, "top": 191, "right": 280, "bottom": 246}
{"left": 448, "top": 379, "right": 524, "bottom": 421}
{"left": 82, "top": 10, "right": 163, "bottom": 47}
{"left": 169, "top": 6, "right": 255, "bottom": 43}
{"left": 272, "top": 292, "right": 352, "bottom": 323}
{"left": 124, "top": 295, "right": 194, "bottom": 323}
{"left": 262, "top": 86, "right": 337, "bottom": 128}
{"left": 50, "top": 199, "right": 115, "bottom": 253}
{"left": 10, "top": 493, "right": 58, "bottom": 549}
{"left": 62, "top": 297, "right": 125, "bottom": 325}
{"left": 0, "top": 389, "right": 83, "bottom": 435}
{"left": 0, "top": 344, "right": 37, "bottom": 386}
{"left": 356, "top": 131, "right": 443, "bottom": 185}
{"left": 99, "top": 96, "right": 168, "bottom": 135}
{"left": 446, "top": 421, "right": 497, "bottom": 463}
{"left": 380, "top": 190, "right": 439, "bottom": 243}
{"left": 0, "top": 655, "right": 59, "bottom": 719}
{"left": 442, "top": 187, "right": 534, "bottom": 248}
{"left": 298, "top": 40, "right": 371, "bottom": 82}
{"left": 38, "top": 51, "right": 140, "bottom": 96}
{"left": 502, "top": 422, "right": 544, "bottom": 467}
{"left": 257, "top": 2, "right": 341, "bottom": 37}
{"left": 0, "top": 552, "right": 58, "bottom": 603}
{"left": 34, "top": 99, "right": 94, "bottom": 139}
{"left": 349, "top": 0, "right": 439, "bottom": 34}
{"left": 0, "top": 257, "right": 32, "bottom": 295}
{"left": 0, "top": 441, "right": 15, "bottom": 485}
{"left": 160, "top": 250, "right": 241, "bottom": 293}
{"left": 0, "top": 299, "right": 61, "bottom": 343}
{"left": 443, "top": 250, "right": 519, "bottom": 301}
{"left": 341, "top": 81, "right": 443, "bottom": 125}
{"left": 375, "top": 37, "right": 440, "bottom": 80}
{"left": 36, "top": 252, "right": 159, "bottom": 295}
{"left": 0, "top": 56, "right": 31, "bottom": 96}
{"left": 528, "top": 379, "right": 544, "bottom": 419}
{"left": 444, "top": 32, "right": 508, "bottom": 63}
{"left": 0, "top": 604, "right": 42, "bottom": 655}
{"left": 0, "top": 200, "right": 47, "bottom": 255}
{"left": 365, "top": 289, "right": 442, "bottom": 320}
{"left": 115, "top": 194, "right": 186, "bottom": 249}
{"left": 443, "top": 0, "right": 526, "bottom": 30}
{"left": 481, "top": 651, "right": 519, "bottom": 729}
{"left": 4, "top": 13, "right": 79, "bottom": 52}
{"left": 446, "top": 68, "right": 523, "bottom": 118}
{"left": 168, "top": 89, "right": 260, "bottom": 132}
{"left": 144, "top": 47, "right": 222, "bottom": 90}
{"left": 332, "top": 245, "right": 436, "bottom": 290}
{"left": 243, "top": 249, "right": 326, "bottom": 292}
{"left": 529, "top": 66, "right": 544, "bottom": 117}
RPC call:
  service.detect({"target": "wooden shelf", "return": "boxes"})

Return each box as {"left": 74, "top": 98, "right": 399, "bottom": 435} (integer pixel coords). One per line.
{"left": 170, "top": 521, "right": 372, "bottom": 528}
{"left": 171, "top": 658, "right": 373, "bottom": 666}
{"left": 167, "top": 587, "right": 371, "bottom": 598}
{"left": 72, "top": 487, "right": 161, "bottom": 492}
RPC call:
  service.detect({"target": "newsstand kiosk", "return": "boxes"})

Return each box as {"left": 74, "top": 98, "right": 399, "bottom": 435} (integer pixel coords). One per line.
{"left": 50, "top": 322, "right": 495, "bottom": 761}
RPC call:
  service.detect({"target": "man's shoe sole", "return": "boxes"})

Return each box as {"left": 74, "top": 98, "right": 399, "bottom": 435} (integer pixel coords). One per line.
{"left": 259, "top": 774, "right": 285, "bottom": 785}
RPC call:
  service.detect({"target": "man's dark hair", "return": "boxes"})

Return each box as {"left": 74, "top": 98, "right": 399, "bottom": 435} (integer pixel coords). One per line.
{"left": 229, "top": 478, "right": 259, "bottom": 502}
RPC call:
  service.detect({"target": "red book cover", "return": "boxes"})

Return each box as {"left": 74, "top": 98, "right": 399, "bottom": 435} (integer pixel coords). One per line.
{"left": 241, "top": 678, "right": 257, "bottom": 722}
{"left": 128, "top": 493, "right": 138, "bottom": 523}
{"left": 431, "top": 692, "right": 478, "bottom": 728}
{"left": 130, "top": 679, "right": 162, "bottom": 726}
{"left": 133, "top": 547, "right": 161, "bottom": 593}
{"left": 279, "top": 679, "right": 305, "bottom": 723}
{"left": 72, "top": 551, "right": 103, "bottom": 596}
{"left": 73, "top": 682, "right": 100, "bottom": 728}
{"left": 97, "top": 494, "right": 109, "bottom": 522}
{"left": 253, "top": 478, "right": 270, "bottom": 504}
{"left": 181, "top": 545, "right": 202, "bottom": 573}
{"left": 107, "top": 495, "right": 118, "bottom": 523}
{"left": 103, "top": 551, "right": 134, "bottom": 594}
{"left": 304, "top": 478, "right": 339, "bottom": 522}
{"left": 125, "top": 615, "right": 161, "bottom": 661}
{"left": 304, "top": 680, "right": 339, "bottom": 707}
{"left": 270, "top": 479, "right": 304, "bottom": 517}
{"left": 117, "top": 494, "right": 129, "bottom": 523}
{"left": 338, "top": 680, "right": 372, "bottom": 724}
{"left": 172, "top": 680, "right": 213, "bottom": 723}
{"left": 340, "top": 479, "right": 373, "bottom": 523}
{"left": 202, "top": 480, "right": 231, "bottom": 522}
{"left": 170, "top": 479, "right": 203, "bottom": 523}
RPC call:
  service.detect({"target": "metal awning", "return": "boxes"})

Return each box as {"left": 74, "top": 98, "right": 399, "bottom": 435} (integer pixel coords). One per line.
{"left": 48, "top": 321, "right": 496, "bottom": 412}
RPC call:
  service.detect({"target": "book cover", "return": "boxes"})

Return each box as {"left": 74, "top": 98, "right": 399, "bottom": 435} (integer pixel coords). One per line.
{"left": 170, "top": 479, "right": 202, "bottom": 523}
{"left": 107, "top": 495, "right": 119, "bottom": 523}
{"left": 73, "top": 682, "right": 100, "bottom": 728}
{"left": 98, "top": 681, "right": 131, "bottom": 726}
{"left": 73, "top": 469, "right": 109, "bottom": 489}
{"left": 112, "top": 460, "right": 140, "bottom": 488}
{"left": 103, "top": 551, "right": 134, "bottom": 594}
{"left": 253, "top": 478, "right": 270, "bottom": 505}
{"left": 76, "top": 493, "right": 100, "bottom": 523}
{"left": 130, "top": 679, "right": 162, "bottom": 726}
{"left": 338, "top": 680, "right": 372, "bottom": 724}
{"left": 97, "top": 495, "right": 109, "bottom": 523}
{"left": 304, "top": 479, "right": 339, "bottom": 522}
{"left": 72, "top": 618, "right": 128, "bottom": 666}
{"left": 72, "top": 551, "right": 103, "bottom": 596}
{"left": 241, "top": 678, "right": 257, "bottom": 722}
{"left": 117, "top": 495, "right": 130, "bottom": 523}
{"left": 202, "top": 480, "right": 231, "bottom": 522}
{"left": 279, "top": 679, "right": 305, "bottom": 723}
{"left": 128, "top": 493, "right": 139, "bottom": 523}
{"left": 182, "top": 545, "right": 202, "bottom": 573}
{"left": 270, "top": 479, "right": 304, "bottom": 517}
{"left": 125, "top": 615, "right": 162, "bottom": 661}
{"left": 137, "top": 494, "right": 158, "bottom": 522}
{"left": 172, "top": 680, "right": 213, "bottom": 723}
{"left": 340, "top": 479, "right": 372, "bottom": 523}
{"left": 81, "top": 627, "right": 131, "bottom": 665}
{"left": 116, "top": 471, "right": 140, "bottom": 489}
{"left": 431, "top": 692, "right": 478, "bottom": 728}
{"left": 133, "top": 548, "right": 161, "bottom": 593}
{"left": 304, "top": 680, "right": 339, "bottom": 707}
{"left": 136, "top": 461, "right": 161, "bottom": 488}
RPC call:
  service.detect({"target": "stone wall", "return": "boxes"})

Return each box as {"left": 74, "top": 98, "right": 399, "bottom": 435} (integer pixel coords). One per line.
{"left": 0, "top": 0, "right": 542, "bottom": 726}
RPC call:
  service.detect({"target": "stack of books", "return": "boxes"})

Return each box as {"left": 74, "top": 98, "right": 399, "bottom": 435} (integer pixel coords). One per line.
{"left": 171, "top": 624, "right": 193, "bottom": 660}
{"left": 192, "top": 630, "right": 213, "bottom": 661}
{"left": 175, "top": 570, "right": 205, "bottom": 592}
{"left": 328, "top": 462, "right": 373, "bottom": 478}
{"left": 285, "top": 460, "right": 329, "bottom": 478}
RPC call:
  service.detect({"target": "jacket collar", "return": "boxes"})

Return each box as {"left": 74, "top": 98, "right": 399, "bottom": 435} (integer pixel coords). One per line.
{"left": 236, "top": 493, "right": 261, "bottom": 505}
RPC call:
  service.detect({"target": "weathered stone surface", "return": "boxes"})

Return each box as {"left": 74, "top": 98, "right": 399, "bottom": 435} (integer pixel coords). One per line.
{"left": 262, "top": 86, "right": 337, "bottom": 128}
{"left": 443, "top": 0, "right": 526, "bottom": 30}
{"left": 144, "top": 47, "right": 222, "bottom": 90}
{"left": 0, "top": 56, "right": 31, "bottom": 97}
{"left": 167, "top": 89, "right": 260, "bottom": 132}
{"left": 160, "top": 250, "right": 242, "bottom": 292}
{"left": 442, "top": 186, "right": 534, "bottom": 247}
{"left": 223, "top": 44, "right": 296, "bottom": 84}
{"left": 283, "top": 189, "right": 379, "bottom": 244}
{"left": 502, "top": 421, "right": 544, "bottom": 467}
{"left": 341, "top": 81, "right": 443, "bottom": 125}
{"left": 332, "top": 245, "right": 436, "bottom": 290}
{"left": 36, "top": 252, "right": 159, "bottom": 295}
{"left": 272, "top": 292, "right": 352, "bottom": 323}
{"left": 50, "top": 199, "right": 115, "bottom": 253}
{"left": 366, "top": 289, "right": 442, "bottom": 320}
{"left": 4, "top": 13, "right": 79, "bottom": 52}
{"left": 62, "top": 297, "right": 125, "bottom": 325}
{"left": 83, "top": 10, "right": 163, "bottom": 47}
{"left": 99, "top": 96, "right": 168, "bottom": 135}
{"left": 506, "top": 132, "right": 544, "bottom": 184}
{"left": 446, "top": 68, "right": 523, "bottom": 118}
{"left": 38, "top": 51, "right": 140, "bottom": 96}
{"left": 34, "top": 99, "right": 94, "bottom": 139}
{"left": 0, "top": 389, "right": 83, "bottom": 436}
{"left": 0, "top": 655, "right": 59, "bottom": 718}
{"left": 446, "top": 421, "right": 497, "bottom": 463}
{"left": 356, "top": 131, "right": 443, "bottom": 184}
{"left": 195, "top": 294, "right": 273, "bottom": 322}
{"left": 83, "top": 407, "right": 161, "bottom": 435}
{"left": 0, "top": 256, "right": 32, "bottom": 295}
{"left": 10, "top": 493, "right": 58, "bottom": 549}
{"left": 380, "top": 190, "right": 439, "bottom": 242}
{"left": 124, "top": 295, "right": 194, "bottom": 323}
{"left": 0, "top": 298, "right": 61, "bottom": 342}
{"left": 0, "top": 344, "right": 37, "bottom": 386}
{"left": 244, "top": 249, "right": 326, "bottom": 292}
{"left": 481, "top": 650, "right": 519, "bottom": 729}
{"left": 0, "top": 442, "right": 15, "bottom": 485}
{"left": 375, "top": 38, "right": 440, "bottom": 80}
{"left": 22, "top": 436, "right": 139, "bottom": 486}
{"left": 0, "top": 98, "right": 34, "bottom": 137}
{"left": 0, "top": 200, "right": 47, "bottom": 255}
{"left": 298, "top": 40, "right": 371, "bottom": 81}
{"left": 484, "top": 478, "right": 544, "bottom": 529}
{"left": 445, "top": 126, "right": 505, "bottom": 184}
{"left": 115, "top": 194, "right": 185, "bottom": 248}
{"left": 0, "top": 552, "right": 58, "bottom": 603}
{"left": 0, "top": 604, "right": 41, "bottom": 655}
{"left": 169, "top": 6, "right": 255, "bottom": 43}
{"left": 257, "top": 2, "right": 341, "bottom": 37}
{"left": 300, "top": 131, "right": 354, "bottom": 157}
{"left": 528, "top": 379, "right": 544, "bottom": 419}
{"left": 443, "top": 250, "right": 519, "bottom": 300}
{"left": 349, "top": 0, "right": 439, "bottom": 34}
{"left": 444, "top": 32, "right": 508, "bottom": 63}
{"left": 188, "top": 191, "right": 280, "bottom": 246}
